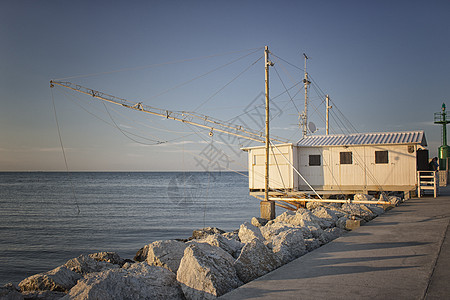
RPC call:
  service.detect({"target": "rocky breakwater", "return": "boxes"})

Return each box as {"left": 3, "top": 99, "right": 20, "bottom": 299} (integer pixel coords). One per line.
{"left": 1, "top": 194, "right": 402, "bottom": 300}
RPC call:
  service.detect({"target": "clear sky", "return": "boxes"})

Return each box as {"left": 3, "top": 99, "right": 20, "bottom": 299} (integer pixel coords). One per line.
{"left": 1, "top": 0, "right": 449, "bottom": 171}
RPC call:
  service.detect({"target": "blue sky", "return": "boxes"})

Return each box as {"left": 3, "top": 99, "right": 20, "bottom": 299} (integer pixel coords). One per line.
{"left": 1, "top": 0, "right": 449, "bottom": 171}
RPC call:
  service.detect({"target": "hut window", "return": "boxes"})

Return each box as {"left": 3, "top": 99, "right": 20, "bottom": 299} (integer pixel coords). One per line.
{"left": 309, "top": 155, "right": 321, "bottom": 166}
{"left": 375, "top": 151, "right": 389, "bottom": 164}
{"left": 340, "top": 152, "right": 352, "bottom": 164}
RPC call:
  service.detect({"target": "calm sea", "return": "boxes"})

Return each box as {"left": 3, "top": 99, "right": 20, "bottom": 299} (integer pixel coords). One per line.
{"left": 0, "top": 172, "right": 260, "bottom": 286}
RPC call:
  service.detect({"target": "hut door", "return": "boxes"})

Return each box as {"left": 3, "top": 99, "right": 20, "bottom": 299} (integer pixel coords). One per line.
{"left": 416, "top": 149, "right": 429, "bottom": 171}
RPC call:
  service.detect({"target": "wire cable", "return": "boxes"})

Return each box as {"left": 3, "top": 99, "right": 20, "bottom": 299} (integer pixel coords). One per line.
{"left": 55, "top": 47, "right": 264, "bottom": 81}
{"left": 146, "top": 48, "right": 262, "bottom": 103}
{"left": 51, "top": 88, "right": 80, "bottom": 214}
{"left": 193, "top": 55, "right": 264, "bottom": 111}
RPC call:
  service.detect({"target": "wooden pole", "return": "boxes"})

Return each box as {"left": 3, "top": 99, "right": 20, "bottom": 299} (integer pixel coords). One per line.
{"left": 261, "top": 46, "right": 275, "bottom": 220}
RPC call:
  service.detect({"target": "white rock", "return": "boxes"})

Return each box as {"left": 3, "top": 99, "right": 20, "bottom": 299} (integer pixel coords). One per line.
{"left": 312, "top": 207, "right": 340, "bottom": 228}
{"left": 353, "top": 193, "right": 374, "bottom": 202}
{"left": 273, "top": 211, "right": 296, "bottom": 224}
{"left": 326, "top": 205, "right": 350, "bottom": 218}
{"left": 234, "top": 238, "right": 280, "bottom": 283}
{"left": 238, "top": 222, "right": 264, "bottom": 243}
{"left": 223, "top": 230, "right": 239, "bottom": 241}
{"left": 260, "top": 222, "right": 298, "bottom": 241}
{"left": 388, "top": 196, "right": 402, "bottom": 206}
{"left": 62, "top": 262, "right": 184, "bottom": 300}
{"left": 190, "top": 227, "right": 225, "bottom": 240}
{"left": 177, "top": 243, "right": 242, "bottom": 299}
{"left": 294, "top": 208, "right": 325, "bottom": 228}
{"left": 251, "top": 217, "right": 268, "bottom": 227}
{"left": 341, "top": 203, "right": 376, "bottom": 222}
{"left": 145, "top": 240, "right": 188, "bottom": 273}
{"left": 379, "top": 193, "right": 389, "bottom": 202}
{"left": 366, "top": 204, "right": 385, "bottom": 216}
{"left": 270, "top": 228, "right": 306, "bottom": 264}
{"left": 134, "top": 245, "right": 149, "bottom": 262}
{"left": 306, "top": 201, "right": 323, "bottom": 210}
{"left": 190, "top": 234, "right": 243, "bottom": 259}
{"left": 19, "top": 265, "right": 82, "bottom": 293}
{"left": 65, "top": 254, "right": 119, "bottom": 275}
{"left": 336, "top": 216, "right": 350, "bottom": 230}
{"left": 87, "top": 252, "right": 123, "bottom": 265}
{"left": 304, "top": 238, "right": 321, "bottom": 252}
{"left": 322, "top": 227, "right": 345, "bottom": 243}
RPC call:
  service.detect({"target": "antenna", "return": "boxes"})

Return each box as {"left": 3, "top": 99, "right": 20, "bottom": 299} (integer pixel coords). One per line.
{"left": 308, "top": 122, "right": 317, "bottom": 133}
{"left": 326, "top": 95, "right": 332, "bottom": 135}
{"left": 301, "top": 53, "right": 311, "bottom": 137}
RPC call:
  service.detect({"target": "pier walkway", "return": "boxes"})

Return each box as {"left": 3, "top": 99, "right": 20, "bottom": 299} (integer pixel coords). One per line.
{"left": 221, "top": 187, "right": 450, "bottom": 300}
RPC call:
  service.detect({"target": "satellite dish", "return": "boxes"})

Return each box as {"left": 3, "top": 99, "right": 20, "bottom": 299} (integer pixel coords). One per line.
{"left": 308, "top": 122, "right": 317, "bottom": 133}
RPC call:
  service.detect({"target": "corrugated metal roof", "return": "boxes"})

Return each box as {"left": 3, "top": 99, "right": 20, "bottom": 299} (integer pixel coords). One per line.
{"left": 296, "top": 131, "right": 427, "bottom": 147}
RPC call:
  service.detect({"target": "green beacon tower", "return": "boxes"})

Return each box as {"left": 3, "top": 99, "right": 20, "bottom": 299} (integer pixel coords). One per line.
{"left": 434, "top": 103, "right": 450, "bottom": 170}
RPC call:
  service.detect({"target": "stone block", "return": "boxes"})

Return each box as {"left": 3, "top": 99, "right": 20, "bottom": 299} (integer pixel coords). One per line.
{"left": 345, "top": 219, "right": 361, "bottom": 231}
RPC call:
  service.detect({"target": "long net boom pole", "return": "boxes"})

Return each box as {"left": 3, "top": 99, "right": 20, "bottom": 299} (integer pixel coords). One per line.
{"left": 50, "top": 80, "right": 289, "bottom": 144}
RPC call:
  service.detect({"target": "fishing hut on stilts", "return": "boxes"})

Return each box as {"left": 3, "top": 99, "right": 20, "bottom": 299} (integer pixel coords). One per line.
{"left": 51, "top": 46, "right": 431, "bottom": 220}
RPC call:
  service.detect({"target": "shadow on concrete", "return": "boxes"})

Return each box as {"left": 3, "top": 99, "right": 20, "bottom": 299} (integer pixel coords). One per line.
{"left": 221, "top": 263, "right": 419, "bottom": 298}
{"left": 323, "top": 240, "right": 431, "bottom": 253}
{"left": 310, "top": 254, "right": 425, "bottom": 266}
{"left": 362, "top": 221, "right": 400, "bottom": 226}
{"left": 221, "top": 287, "right": 300, "bottom": 299}
{"left": 417, "top": 215, "right": 450, "bottom": 223}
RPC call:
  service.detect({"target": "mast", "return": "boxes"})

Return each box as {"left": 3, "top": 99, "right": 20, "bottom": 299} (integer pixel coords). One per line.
{"left": 261, "top": 46, "right": 275, "bottom": 220}
{"left": 326, "top": 95, "right": 331, "bottom": 135}
{"left": 302, "top": 53, "right": 311, "bottom": 137}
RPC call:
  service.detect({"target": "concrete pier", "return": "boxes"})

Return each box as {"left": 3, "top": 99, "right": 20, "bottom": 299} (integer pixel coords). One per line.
{"left": 221, "top": 187, "right": 450, "bottom": 300}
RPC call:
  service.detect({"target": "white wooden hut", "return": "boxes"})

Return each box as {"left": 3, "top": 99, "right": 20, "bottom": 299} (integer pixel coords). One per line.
{"left": 243, "top": 130, "right": 428, "bottom": 198}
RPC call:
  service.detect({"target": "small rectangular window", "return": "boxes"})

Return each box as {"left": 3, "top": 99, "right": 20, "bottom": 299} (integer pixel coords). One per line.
{"left": 375, "top": 151, "right": 389, "bottom": 164}
{"left": 340, "top": 152, "right": 352, "bottom": 164}
{"left": 309, "top": 155, "right": 321, "bottom": 166}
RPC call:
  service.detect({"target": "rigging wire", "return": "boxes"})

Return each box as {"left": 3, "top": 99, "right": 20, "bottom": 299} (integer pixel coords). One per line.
{"left": 103, "top": 102, "right": 167, "bottom": 146}
{"left": 224, "top": 81, "right": 303, "bottom": 125}
{"left": 204, "top": 133, "right": 214, "bottom": 227}
{"left": 193, "top": 55, "right": 264, "bottom": 111}
{"left": 55, "top": 47, "right": 264, "bottom": 81}
{"left": 271, "top": 52, "right": 360, "bottom": 137}
{"left": 270, "top": 53, "right": 305, "bottom": 73}
{"left": 51, "top": 88, "right": 80, "bottom": 214}
{"left": 57, "top": 87, "right": 196, "bottom": 145}
{"left": 331, "top": 99, "right": 359, "bottom": 133}
{"left": 269, "top": 140, "right": 323, "bottom": 200}
{"left": 270, "top": 145, "right": 287, "bottom": 191}
{"left": 267, "top": 55, "right": 387, "bottom": 197}
{"left": 57, "top": 88, "right": 167, "bottom": 145}
{"left": 147, "top": 48, "right": 262, "bottom": 103}
{"left": 181, "top": 122, "right": 290, "bottom": 189}
{"left": 272, "top": 65, "right": 301, "bottom": 114}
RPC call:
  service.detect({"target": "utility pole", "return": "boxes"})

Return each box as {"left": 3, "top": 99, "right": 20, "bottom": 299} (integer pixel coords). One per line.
{"left": 261, "top": 46, "right": 275, "bottom": 220}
